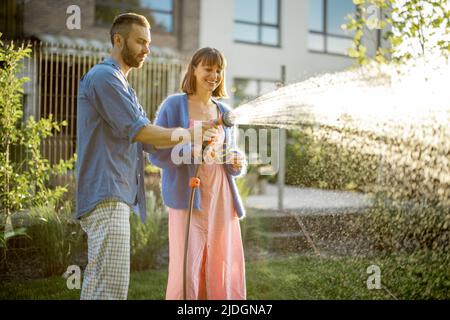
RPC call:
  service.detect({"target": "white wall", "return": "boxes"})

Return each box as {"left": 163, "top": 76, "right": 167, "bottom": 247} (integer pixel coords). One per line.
{"left": 199, "top": 0, "right": 377, "bottom": 105}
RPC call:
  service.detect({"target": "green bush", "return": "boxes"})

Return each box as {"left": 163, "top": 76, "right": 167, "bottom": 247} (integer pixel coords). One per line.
{"left": 130, "top": 191, "right": 168, "bottom": 271}
{"left": 0, "top": 35, "right": 75, "bottom": 260}
{"left": 25, "top": 201, "right": 84, "bottom": 276}
{"left": 285, "top": 125, "right": 450, "bottom": 261}
{"left": 284, "top": 128, "right": 379, "bottom": 191}
{"left": 235, "top": 174, "right": 252, "bottom": 200}
{"left": 144, "top": 164, "right": 163, "bottom": 206}
{"left": 366, "top": 198, "right": 450, "bottom": 253}
{"left": 3, "top": 191, "right": 169, "bottom": 277}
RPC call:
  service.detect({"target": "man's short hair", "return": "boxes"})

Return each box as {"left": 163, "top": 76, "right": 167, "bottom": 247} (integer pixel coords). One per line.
{"left": 110, "top": 13, "right": 151, "bottom": 46}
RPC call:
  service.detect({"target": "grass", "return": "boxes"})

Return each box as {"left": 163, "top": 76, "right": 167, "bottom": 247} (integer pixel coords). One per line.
{"left": 0, "top": 268, "right": 168, "bottom": 300}
{"left": 1, "top": 252, "right": 448, "bottom": 300}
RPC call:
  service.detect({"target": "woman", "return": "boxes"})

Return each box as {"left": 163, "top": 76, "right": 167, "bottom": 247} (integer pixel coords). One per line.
{"left": 149, "top": 47, "right": 247, "bottom": 300}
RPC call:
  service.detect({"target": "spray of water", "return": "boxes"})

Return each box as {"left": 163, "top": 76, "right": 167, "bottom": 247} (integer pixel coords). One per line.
{"left": 232, "top": 57, "right": 450, "bottom": 205}
{"left": 235, "top": 57, "right": 450, "bottom": 298}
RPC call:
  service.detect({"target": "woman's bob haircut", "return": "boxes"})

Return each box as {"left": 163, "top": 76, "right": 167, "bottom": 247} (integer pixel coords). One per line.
{"left": 181, "top": 47, "right": 228, "bottom": 98}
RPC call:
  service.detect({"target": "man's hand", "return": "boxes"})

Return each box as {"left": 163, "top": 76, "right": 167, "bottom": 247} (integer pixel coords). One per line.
{"left": 134, "top": 121, "right": 215, "bottom": 149}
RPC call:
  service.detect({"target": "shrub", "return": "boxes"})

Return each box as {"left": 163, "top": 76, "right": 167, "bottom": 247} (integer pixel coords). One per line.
{"left": 130, "top": 191, "right": 168, "bottom": 271}
{"left": 24, "top": 201, "right": 84, "bottom": 276}
{"left": 284, "top": 128, "right": 379, "bottom": 191}
{"left": 5, "top": 192, "right": 170, "bottom": 277}
{"left": 0, "top": 35, "right": 75, "bottom": 257}
{"left": 366, "top": 198, "right": 450, "bottom": 253}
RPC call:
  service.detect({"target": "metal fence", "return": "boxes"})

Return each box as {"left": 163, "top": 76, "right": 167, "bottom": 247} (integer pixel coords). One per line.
{"left": 15, "top": 39, "right": 185, "bottom": 178}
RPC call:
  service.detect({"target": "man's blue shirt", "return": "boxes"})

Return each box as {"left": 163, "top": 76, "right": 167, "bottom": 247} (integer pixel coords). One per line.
{"left": 76, "top": 57, "right": 151, "bottom": 222}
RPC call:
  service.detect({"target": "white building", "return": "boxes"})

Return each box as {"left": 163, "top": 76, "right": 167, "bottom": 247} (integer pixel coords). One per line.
{"left": 198, "top": 0, "right": 379, "bottom": 106}
{"left": 1, "top": 0, "right": 380, "bottom": 109}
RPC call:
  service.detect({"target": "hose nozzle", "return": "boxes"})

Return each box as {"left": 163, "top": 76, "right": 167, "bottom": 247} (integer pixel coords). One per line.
{"left": 213, "top": 111, "right": 235, "bottom": 127}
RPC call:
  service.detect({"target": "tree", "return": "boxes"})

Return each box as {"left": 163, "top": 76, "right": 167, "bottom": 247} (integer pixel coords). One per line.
{"left": 344, "top": 0, "right": 450, "bottom": 65}
{"left": 0, "top": 34, "right": 75, "bottom": 246}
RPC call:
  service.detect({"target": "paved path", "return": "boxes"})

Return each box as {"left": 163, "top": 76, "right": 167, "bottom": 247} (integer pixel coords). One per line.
{"left": 245, "top": 184, "right": 372, "bottom": 215}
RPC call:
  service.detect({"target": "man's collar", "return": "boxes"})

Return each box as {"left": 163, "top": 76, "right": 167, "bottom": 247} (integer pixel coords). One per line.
{"left": 103, "top": 56, "right": 119, "bottom": 68}
{"left": 103, "top": 56, "right": 129, "bottom": 80}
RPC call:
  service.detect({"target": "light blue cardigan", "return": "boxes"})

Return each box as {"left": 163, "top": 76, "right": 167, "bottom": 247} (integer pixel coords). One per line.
{"left": 147, "top": 93, "right": 246, "bottom": 219}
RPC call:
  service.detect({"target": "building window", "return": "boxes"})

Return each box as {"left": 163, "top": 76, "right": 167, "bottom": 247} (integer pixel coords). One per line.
{"left": 233, "top": 78, "right": 279, "bottom": 106}
{"left": 95, "top": 0, "right": 174, "bottom": 33}
{"left": 308, "top": 0, "right": 355, "bottom": 55}
{"left": 234, "top": 0, "right": 280, "bottom": 47}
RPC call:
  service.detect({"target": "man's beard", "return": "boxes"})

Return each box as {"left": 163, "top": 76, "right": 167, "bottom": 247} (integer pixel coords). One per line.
{"left": 122, "top": 41, "right": 143, "bottom": 68}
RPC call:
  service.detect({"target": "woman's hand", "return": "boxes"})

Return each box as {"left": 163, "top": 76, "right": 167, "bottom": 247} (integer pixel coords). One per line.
{"left": 229, "top": 152, "right": 245, "bottom": 171}
{"left": 188, "top": 121, "right": 215, "bottom": 143}
{"left": 203, "top": 126, "right": 220, "bottom": 144}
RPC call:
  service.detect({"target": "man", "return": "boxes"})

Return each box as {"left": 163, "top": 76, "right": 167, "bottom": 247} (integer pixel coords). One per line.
{"left": 76, "top": 13, "right": 212, "bottom": 300}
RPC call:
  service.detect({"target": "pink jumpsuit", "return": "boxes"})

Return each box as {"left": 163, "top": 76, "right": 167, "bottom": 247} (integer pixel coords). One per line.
{"left": 165, "top": 121, "right": 246, "bottom": 300}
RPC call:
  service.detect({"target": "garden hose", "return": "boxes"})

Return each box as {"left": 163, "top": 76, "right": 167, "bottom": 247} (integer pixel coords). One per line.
{"left": 183, "top": 163, "right": 201, "bottom": 300}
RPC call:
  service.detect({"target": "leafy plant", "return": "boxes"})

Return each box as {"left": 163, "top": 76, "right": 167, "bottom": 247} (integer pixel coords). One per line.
{"left": 0, "top": 34, "right": 75, "bottom": 247}
{"left": 344, "top": 0, "right": 450, "bottom": 65}
{"left": 285, "top": 128, "right": 379, "bottom": 191}
{"left": 24, "top": 201, "right": 84, "bottom": 276}
{"left": 0, "top": 226, "right": 28, "bottom": 249}
{"left": 130, "top": 191, "right": 168, "bottom": 270}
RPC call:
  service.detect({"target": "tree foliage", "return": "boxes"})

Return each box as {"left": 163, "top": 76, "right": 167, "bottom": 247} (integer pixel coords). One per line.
{"left": 344, "top": 0, "right": 450, "bottom": 65}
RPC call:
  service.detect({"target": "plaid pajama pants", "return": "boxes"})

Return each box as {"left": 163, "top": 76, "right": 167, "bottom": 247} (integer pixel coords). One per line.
{"left": 79, "top": 200, "right": 131, "bottom": 300}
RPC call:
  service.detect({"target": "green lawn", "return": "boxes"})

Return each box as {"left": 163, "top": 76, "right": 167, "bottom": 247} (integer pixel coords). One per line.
{"left": 1, "top": 253, "right": 448, "bottom": 300}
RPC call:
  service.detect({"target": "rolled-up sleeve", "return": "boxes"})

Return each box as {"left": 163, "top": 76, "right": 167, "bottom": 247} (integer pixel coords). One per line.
{"left": 148, "top": 103, "right": 192, "bottom": 169}
{"left": 87, "top": 69, "right": 150, "bottom": 143}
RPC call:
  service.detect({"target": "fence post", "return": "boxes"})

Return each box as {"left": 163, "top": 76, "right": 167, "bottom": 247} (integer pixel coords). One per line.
{"left": 277, "top": 65, "right": 286, "bottom": 211}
